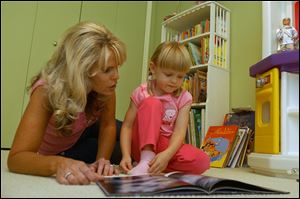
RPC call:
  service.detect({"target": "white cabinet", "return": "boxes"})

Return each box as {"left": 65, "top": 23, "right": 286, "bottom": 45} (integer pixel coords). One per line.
{"left": 161, "top": 1, "right": 230, "bottom": 135}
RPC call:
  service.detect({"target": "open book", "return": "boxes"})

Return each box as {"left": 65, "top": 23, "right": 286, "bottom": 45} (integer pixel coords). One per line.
{"left": 96, "top": 172, "right": 288, "bottom": 196}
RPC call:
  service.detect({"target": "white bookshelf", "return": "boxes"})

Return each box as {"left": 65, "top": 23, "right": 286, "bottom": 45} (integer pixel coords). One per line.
{"left": 161, "top": 1, "right": 231, "bottom": 134}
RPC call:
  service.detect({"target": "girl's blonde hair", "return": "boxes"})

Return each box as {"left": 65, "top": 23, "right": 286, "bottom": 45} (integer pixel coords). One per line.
{"left": 148, "top": 41, "right": 192, "bottom": 96}
{"left": 29, "top": 21, "right": 126, "bottom": 136}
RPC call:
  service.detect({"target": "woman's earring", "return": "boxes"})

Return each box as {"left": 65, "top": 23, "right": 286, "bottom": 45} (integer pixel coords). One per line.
{"left": 88, "top": 70, "right": 97, "bottom": 77}
{"left": 148, "top": 75, "right": 153, "bottom": 81}
{"left": 149, "top": 74, "right": 155, "bottom": 80}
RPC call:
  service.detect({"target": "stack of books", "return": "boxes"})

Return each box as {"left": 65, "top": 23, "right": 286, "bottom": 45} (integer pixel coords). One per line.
{"left": 200, "top": 109, "right": 255, "bottom": 168}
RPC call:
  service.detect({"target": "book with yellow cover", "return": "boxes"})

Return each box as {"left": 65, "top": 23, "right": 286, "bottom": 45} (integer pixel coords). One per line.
{"left": 201, "top": 125, "right": 239, "bottom": 168}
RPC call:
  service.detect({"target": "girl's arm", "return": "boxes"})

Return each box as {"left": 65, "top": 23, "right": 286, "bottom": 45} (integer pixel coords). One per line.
{"left": 164, "top": 103, "right": 191, "bottom": 156}
{"left": 119, "top": 100, "right": 137, "bottom": 171}
{"left": 7, "top": 86, "right": 102, "bottom": 184}
{"left": 149, "top": 103, "right": 191, "bottom": 173}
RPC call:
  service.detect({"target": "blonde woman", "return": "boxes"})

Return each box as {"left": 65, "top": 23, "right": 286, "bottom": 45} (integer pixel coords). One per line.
{"left": 7, "top": 21, "right": 126, "bottom": 185}
{"left": 120, "top": 41, "right": 210, "bottom": 175}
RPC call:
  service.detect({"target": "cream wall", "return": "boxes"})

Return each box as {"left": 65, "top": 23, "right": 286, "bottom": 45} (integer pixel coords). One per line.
{"left": 1, "top": 2, "right": 147, "bottom": 147}
{"left": 221, "top": 1, "right": 262, "bottom": 110}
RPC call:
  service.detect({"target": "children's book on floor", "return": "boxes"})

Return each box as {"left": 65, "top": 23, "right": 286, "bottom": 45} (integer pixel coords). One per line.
{"left": 96, "top": 172, "right": 288, "bottom": 196}
{"left": 223, "top": 108, "right": 255, "bottom": 166}
{"left": 223, "top": 108, "right": 255, "bottom": 131}
{"left": 200, "top": 125, "right": 239, "bottom": 168}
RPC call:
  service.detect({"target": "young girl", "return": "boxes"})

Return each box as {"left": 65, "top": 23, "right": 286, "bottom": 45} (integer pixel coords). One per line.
{"left": 7, "top": 21, "right": 126, "bottom": 185}
{"left": 120, "top": 41, "right": 210, "bottom": 175}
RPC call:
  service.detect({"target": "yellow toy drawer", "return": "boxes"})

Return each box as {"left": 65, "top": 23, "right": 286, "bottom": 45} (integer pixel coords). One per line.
{"left": 255, "top": 68, "right": 280, "bottom": 154}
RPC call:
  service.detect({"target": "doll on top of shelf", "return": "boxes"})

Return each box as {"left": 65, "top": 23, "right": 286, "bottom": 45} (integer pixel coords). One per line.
{"left": 276, "top": 17, "right": 299, "bottom": 52}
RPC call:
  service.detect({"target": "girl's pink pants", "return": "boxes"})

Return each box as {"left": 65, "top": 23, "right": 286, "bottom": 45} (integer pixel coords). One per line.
{"left": 131, "top": 97, "right": 210, "bottom": 174}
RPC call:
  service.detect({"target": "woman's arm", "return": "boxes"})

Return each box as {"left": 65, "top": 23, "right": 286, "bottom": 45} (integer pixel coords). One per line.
{"left": 7, "top": 87, "right": 102, "bottom": 184}
{"left": 96, "top": 92, "right": 117, "bottom": 161}
{"left": 7, "top": 86, "right": 58, "bottom": 175}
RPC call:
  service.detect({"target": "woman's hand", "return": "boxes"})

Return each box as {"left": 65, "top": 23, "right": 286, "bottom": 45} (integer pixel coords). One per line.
{"left": 119, "top": 156, "right": 133, "bottom": 174}
{"left": 89, "top": 158, "right": 120, "bottom": 176}
{"left": 56, "top": 157, "right": 103, "bottom": 185}
{"left": 148, "top": 151, "right": 171, "bottom": 174}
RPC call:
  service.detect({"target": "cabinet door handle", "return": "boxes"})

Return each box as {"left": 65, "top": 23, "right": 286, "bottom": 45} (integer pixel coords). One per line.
{"left": 53, "top": 41, "right": 57, "bottom": 46}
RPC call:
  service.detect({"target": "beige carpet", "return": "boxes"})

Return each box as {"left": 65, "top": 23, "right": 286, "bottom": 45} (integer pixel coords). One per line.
{"left": 1, "top": 150, "right": 298, "bottom": 198}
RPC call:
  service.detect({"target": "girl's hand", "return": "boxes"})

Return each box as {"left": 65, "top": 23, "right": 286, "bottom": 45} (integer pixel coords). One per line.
{"left": 56, "top": 158, "right": 103, "bottom": 185}
{"left": 89, "top": 158, "right": 120, "bottom": 176}
{"left": 148, "top": 152, "right": 170, "bottom": 174}
{"left": 119, "top": 156, "right": 133, "bottom": 173}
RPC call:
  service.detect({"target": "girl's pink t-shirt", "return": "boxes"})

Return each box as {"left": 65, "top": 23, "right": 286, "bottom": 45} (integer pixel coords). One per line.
{"left": 131, "top": 83, "right": 192, "bottom": 136}
{"left": 30, "top": 79, "right": 99, "bottom": 155}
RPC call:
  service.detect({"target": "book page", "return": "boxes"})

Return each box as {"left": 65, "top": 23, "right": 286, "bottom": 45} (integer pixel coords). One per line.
{"left": 168, "top": 172, "right": 222, "bottom": 192}
{"left": 167, "top": 172, "right": 289, "bottom": 195}
{"left": 97, "top": 172, "right": 288, "bottom": 196}
{"left": 98, "top": 174, "right": 190, "bottom": 196}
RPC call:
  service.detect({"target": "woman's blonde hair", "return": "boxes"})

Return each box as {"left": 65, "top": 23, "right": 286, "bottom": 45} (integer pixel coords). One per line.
{"left": 148, "top": 41, "right": 192, "bottom": 96}
{"left": 29, "top": 21, "right": 126, "bottom": 136}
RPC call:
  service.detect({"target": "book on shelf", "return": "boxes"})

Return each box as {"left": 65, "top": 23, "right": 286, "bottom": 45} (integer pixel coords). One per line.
{"left": 201, "top": 108, "right": 206, "bottom": 141}
{"left": 171, "top": 19, "right": 209, "bottom": 42}
{"left": 192, "top": 72, "right": 199, "bottom": 103}
{"left": 188, "top": 109, "right": 197, "bottom": 147}
{"left": 197, "top": 71, "right": 207, "bottom": 103}
{"left": 201, "top": 19, "right": 210, "bottom": 33}
{"left": 96, "top": 172, "right": 288, "bottom": 196}
{"left": 187, "top": 108, "right": 202, "bottom": 148}
{"left": 187, "top": 42, "right": 202, "bottom": 65}
{"left": 189, "top": 108, "right": 202, "bottom": 148}
{"left": 201, "top": 125, "right": 239, "bottom": 168}
{"left": 186, "top": 124, "right": 190, "bottom": 144}
{"left": 200, "top": 37, "right": 209, "bottom": 64}
{"left": 216, "top": 15, "right": 226, "bottom": 36}
{"left": 213, "top": 37, "right": 227, "bottom": 67}
{"left": 187, "top": 107, "right": 206, "bottom": 148}
{"left": 165, "top": 16, "right": 227, "bottom": 69}
{"left": 195, "top": 23, "right": 203, "bottom": 35}
{"left": 193, "top": 108, "right": 202, "bottom": 148}
{"left": 182, "top": 76, "right": 190, "bottom": 91}
{"left": 184, "top": 71, "right": 207, "bottom": 104}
